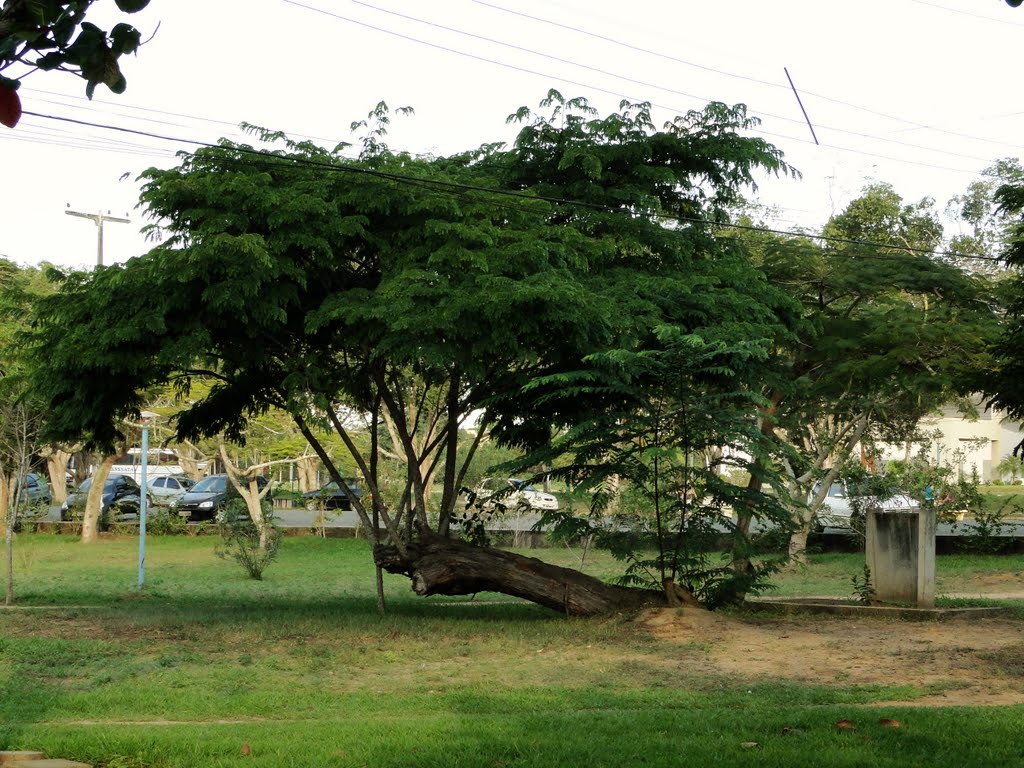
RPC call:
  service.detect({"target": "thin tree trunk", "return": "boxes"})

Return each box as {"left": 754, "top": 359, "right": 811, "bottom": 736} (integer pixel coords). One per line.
{"left": 2, "top": 471, "right": 12, "bottom": 605}
{"left": 788, "top": 528, "right": 809, "bottom": 563}
{"left": 297, "top": 455, "right": 318, "bottom": 494}
{"left": 218, "top": 444, "right": 272, "bottom": 548}
{"left": 786, "top": 413, "right": 870, "bottom": 564}
{"left": 44, "top": 447, "right": 72, "bottom": 504}
{"left": 375, "top": 563, "right": 386, "bottom": 615}
{"left": 81, "top": 454, "right": 117, "bottom": 543}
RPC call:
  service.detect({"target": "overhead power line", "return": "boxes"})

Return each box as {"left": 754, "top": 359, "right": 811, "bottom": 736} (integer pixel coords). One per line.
{"left": 279, "top": 0, "right": 1011, "bottom": 176}
{"left": 21, "top": 110, "right": 1003, "bottom": 264}
{"left": 472, "top": 0, "right": 1024, "bottom": 151}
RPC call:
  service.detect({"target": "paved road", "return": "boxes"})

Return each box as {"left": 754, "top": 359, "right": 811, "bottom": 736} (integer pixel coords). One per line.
{"left": 36, "top": 505, "right": 1024, "bottom": 537}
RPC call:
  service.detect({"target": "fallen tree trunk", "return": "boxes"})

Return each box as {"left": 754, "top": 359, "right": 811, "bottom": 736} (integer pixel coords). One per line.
{"left": 375, "top": 533, "right": 666, "bottom": 617}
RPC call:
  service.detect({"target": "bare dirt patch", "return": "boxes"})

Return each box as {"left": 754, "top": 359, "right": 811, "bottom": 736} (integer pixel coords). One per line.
{"left": 642, "top": 607, "right": 1024, "bottom": 706}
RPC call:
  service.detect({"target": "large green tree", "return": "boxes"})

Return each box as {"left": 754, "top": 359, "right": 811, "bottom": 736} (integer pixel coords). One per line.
{"left": 29, "top": 94, "right": 797, "bottom": 615}
{"left": 732, "top": 184, "right": 998, "bottom": 560}
{"left": 984, "top": 181, "right": 1024, "bottom": 440}
{"left": 0, "top": 258, "right": 52, "bottom": 603}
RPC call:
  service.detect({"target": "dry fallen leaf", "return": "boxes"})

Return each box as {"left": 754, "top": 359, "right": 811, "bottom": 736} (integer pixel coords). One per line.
{"left": 834, "top": 720, "right": 857, "bottom": 731}
{"left": 241, "top": 744, "right": 252, "bottom": 756}
{"left": 879, "top": 718, "right": 902, "bottom": 728}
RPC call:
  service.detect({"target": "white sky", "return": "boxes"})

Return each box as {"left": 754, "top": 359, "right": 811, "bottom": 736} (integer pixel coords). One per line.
{"left": 2, "top": 0, "right": 1023, "bottom": 269}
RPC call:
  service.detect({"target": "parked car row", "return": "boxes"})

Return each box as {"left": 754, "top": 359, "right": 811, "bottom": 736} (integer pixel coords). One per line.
{"left": 170, "top": 474, "right": 270, "bottom": 522}
{"left": 60, "top": 474, "right": 148, "bottom": 522}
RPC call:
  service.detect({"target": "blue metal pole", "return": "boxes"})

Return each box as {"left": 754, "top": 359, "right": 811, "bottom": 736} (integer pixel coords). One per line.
{"left": 138, "top": 424, "right": 149, "bottom": 589}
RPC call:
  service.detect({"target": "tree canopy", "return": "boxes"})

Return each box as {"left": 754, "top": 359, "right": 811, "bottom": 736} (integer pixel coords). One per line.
{"left": 28, "top": 94, "right": 804, "bottom": 613}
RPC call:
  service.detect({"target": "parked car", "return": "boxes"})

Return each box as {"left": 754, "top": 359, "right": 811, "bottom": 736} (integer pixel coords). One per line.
{"left": 303, "top": 478, "right": 364, "bottom": 510}
{"left": 171, "top": 473, "right": 269, "bottom": 522}
{"left": 812, "top": 481, "right": 919, "bottom": 529}
{"left": 148, "top": 474, "right": 196, "bottom": 506}
{"left": 470, "top": 478, "right": 559, "bottom": 513}
{"left": 60, "top": 474, "right": 147, "bottom": 522}
{"left": 14, "top": 472, "right": 52, "bottom": 509}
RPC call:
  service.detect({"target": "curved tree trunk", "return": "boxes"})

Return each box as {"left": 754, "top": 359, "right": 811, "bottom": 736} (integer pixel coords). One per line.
{"left": 81, "top": 454, "right": 117, "bottom": 544}
{"left": 375, "top": 533, "right": 666, "bottom": 617}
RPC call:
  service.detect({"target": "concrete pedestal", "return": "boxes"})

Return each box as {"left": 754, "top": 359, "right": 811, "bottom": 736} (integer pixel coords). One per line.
{"left": 865, "top": 507, "right": 936, "bottom": 608}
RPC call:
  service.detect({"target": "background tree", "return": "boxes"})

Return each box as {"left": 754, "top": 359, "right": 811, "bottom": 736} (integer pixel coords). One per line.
{"left": 0, "top": 258, "right": 49, "bottom": 603}
{"left": 996, "top": 453, "right": 1024, "bottom": 484}
{"left": 529, "top": 327, "right": 793, "bottom": 607}
{"left": 731, "top": 184, "right": 998, "bottom": 561}
{"left": 944, "top": 158, "right": 1024, "bottom": 273}
{"left": 984, "top": 181, "right": 1024, "bottom": 438}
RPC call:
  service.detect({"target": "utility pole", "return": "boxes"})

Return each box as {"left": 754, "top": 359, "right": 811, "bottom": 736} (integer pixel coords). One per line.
{"left": 65, "top": 207, "right": 130, "bottom": 267}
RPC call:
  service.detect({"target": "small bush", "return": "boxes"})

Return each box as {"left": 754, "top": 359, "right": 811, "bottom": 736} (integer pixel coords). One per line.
{"left": 215, "top": 498, "right": 281, "bottom": 580}
{"left": 146, "top": 509, "right": 189, "bottom": 536}
{"left": 851, "top": 564, "right": 876, "bottom": 604}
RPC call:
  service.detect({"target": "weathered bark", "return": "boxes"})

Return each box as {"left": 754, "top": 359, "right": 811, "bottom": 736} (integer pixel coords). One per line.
{"left": 2, "top": 471, "right": 12, "bottom": 605}
{"left": 785, "top": 412, "right": 870, "bottom": 564}
{"left": 218, "top": 444, "right": 273, "bottom": 548}
{"left": 296, "top": 455, "right": 318, "bottom": 494}
{"left": 662, "top": 578, "right": 702, "bottom": 608}
{"left": 72, "top": 450, "right": 92, "bottom": 486}
{"left": 788, "top": 528, "right": 809, "bottom": 563}
{"left": 177, "top": 445, "right": 208, "bottom": 481}
{"left": 0, "top": 472, "right": 8, "bottom": 539}
{"left": 42, "top": 445, "right": 72, "bottom": 504}
{"left": 375, "top": 533, "right": 665, "bottom": 617}
{"left": 82, "top": 453, "right": 118, "bottom": 543}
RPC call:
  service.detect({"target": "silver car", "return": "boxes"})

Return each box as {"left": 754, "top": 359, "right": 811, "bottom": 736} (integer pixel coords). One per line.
{"left": 148, "top": 474, "right": 196, "bottom": 506}
{"left": 471, "top": 478, "right": 559, "bottom": 513}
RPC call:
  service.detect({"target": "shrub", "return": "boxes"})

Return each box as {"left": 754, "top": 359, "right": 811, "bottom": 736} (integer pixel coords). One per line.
{"left": 214, "top": 498, "right": 281, "bottom": 580}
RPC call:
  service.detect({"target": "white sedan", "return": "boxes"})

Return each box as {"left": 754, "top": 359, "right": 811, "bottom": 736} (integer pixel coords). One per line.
{"left": 471, "top": 478, "right": 560, "bottom": 513}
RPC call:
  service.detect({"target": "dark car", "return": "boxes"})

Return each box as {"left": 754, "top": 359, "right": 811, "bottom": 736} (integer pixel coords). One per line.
{"left": 15, "top": 472, "right": 52, "bottom": 509}
{"left": 302, "top": 478, "right": 364, "bottom": 510}
{"left": 172, "top": 473, "right": 269, "bottom": 522}
{"left": 60, "top": 474, "right": 146, "bottom": 522}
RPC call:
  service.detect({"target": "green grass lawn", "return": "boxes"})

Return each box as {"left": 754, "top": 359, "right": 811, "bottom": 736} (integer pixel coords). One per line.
{"left": 981, "top": 484, "right": 1024, "bottom": 518}
{"left": 2, "top": 534, "right": 1022, "bottom": 767}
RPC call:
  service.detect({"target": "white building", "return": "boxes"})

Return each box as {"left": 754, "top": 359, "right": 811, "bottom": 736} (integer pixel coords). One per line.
{"left": 883, "top": 401, "right": 1024, "bottom": 482}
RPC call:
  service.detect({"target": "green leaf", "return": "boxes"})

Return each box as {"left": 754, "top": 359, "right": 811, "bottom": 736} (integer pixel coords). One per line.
{"left": 24, "top": 0, "right": 64, "bottom": 25}
{"left": 110, "top": 23, "right": 141, "bottom": 55}
{"left": 114, "top": 0, "right": 151, "bottom": 12}
{"left": 0, "top": 37, "right": 19, "bottom": 60}
{"left": 35, "top": 52, "right": 66, "bottom": 71}
{"left": 106, "top": 72, "right": 127, "bottom": 94}
{"left": 53, "top": 14, "right": 77, "bottom": 46}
